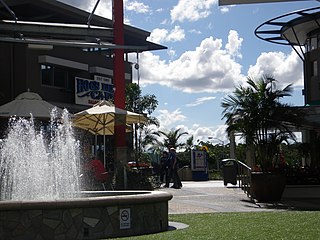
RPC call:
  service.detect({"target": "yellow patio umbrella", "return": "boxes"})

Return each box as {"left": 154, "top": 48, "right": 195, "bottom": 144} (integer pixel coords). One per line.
{"left": 72, "top": 100, "right": 147, "bottom": 166}
{"left": 73, "top": 120, "right": 132, "bottom": 135}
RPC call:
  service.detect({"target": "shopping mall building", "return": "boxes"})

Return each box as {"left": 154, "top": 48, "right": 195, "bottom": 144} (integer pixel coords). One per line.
{"left": 0, "top": 0, "right": 165, "bottom": 113}
{"left": 0, "top": 0, "right": 166, "bottom": 168}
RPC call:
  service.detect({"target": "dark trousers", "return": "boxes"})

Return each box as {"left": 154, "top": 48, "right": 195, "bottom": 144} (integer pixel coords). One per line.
{"left": 166, "top": 167, "right": 182, "bottom": 188}
{"left": 160, "top": 165, "right": 168, "bottom": 183}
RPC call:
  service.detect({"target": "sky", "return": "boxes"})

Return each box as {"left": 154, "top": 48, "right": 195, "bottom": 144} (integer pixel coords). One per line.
{"left": 61, "top": 0, "right": 318, "bottom": 146}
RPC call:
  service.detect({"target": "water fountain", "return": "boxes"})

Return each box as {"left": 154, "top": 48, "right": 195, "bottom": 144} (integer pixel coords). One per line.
{"left": 0, "top": 109, "right": 80, "bottom": 201}
{"left": 0, "top": 109, "right": 172, "bottom": 239}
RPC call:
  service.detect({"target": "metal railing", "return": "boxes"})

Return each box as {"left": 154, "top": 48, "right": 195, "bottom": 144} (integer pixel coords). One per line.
{"left": 236, "top": 160, "right": 253, "bottom": 200}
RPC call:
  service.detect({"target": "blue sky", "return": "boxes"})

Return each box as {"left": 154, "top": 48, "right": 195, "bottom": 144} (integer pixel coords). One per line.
{"left": 62, "top": 0, "right": 317, "bottom": 145}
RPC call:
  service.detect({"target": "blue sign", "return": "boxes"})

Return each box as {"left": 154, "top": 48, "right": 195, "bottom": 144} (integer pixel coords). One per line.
{"left": 75, "top": 77, "right": 114, "bottom": 106}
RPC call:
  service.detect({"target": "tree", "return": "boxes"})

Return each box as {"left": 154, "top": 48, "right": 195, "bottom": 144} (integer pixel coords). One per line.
{"left": 221, "top": 74, "right": 302, "bottom": 171}
{"left": 125, "top": 83, "right": 159, "bottom": 160}
{"left": 138, "top": 127, "right": 160, "bottom": 153}
{"left": 158, "top": 128, "right": 188, "bottom": 150}
{"left": 185, "top": 136, "right": 194, "bottom": 152}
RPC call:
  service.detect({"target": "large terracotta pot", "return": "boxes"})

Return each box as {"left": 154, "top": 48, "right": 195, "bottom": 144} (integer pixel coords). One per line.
{"left": 251, "top": 172, "right": 286, "bottom": 202}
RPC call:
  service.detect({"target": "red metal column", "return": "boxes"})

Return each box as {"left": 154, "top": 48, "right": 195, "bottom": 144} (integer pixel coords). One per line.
{"left": 113, "top": 0, "right": 126, "bottom": 148}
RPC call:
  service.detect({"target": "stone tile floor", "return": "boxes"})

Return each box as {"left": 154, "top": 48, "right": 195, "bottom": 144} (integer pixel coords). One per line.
{"left": 158, "top": 180, "right": 320, "bottom": 214}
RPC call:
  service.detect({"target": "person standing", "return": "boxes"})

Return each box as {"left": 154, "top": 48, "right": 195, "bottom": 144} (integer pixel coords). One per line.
{"left": 160, "top": 151, "right": 169, "bottom": 184}
{"left": 166, "top": 147, "right": 182, "bottom": 189}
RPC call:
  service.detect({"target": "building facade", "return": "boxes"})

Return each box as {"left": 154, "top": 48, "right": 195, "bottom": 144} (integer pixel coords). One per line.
{"left": 0, "top": 0, "right": 165, "bottom": 112}
{"left": 0, "top": 0, "right": 166, "bottom": 169}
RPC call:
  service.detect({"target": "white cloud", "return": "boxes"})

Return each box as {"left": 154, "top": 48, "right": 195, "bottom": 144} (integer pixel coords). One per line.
{"left": 156, "top": 109, "right": 187, "bottom": 130}
{"left": 166, "top": 26, "right": 185, "bottom": 42}
{"left": 247, "top": 50, "right": 303, "bottom": 88}
{"left": 147, "top": 28, "right": 168, "bottom": 44}
{"left": 60, "top": 0, "right": 113, "bottom": 18}
{"left": 186, "top": 96, "right": 216, "bottom": 107}
{"left": 147, "top": 26, "right": 185, "bottom": 44}
{"left": 202, "top": 125, "right": 228, "bottom": 143}
{"left": 225, "top": 30, "right": 243, "bottom": 59}
{"left": 151, "top": 108, "right": 229, "bottom": 145}
{"left": 189, "top": 29, "right": 202, "bottom": 35}
{"left": 126, "top": 1, "right": 150, "bottom": 13}
{"left": 219, "top": 5, "right": 235, "bottom": 14}
{"left": 161, "top": 19, "right": 169, "bottom": 25}
{"left": 167, "top": 48, "right": 176, "bottom": 59}
{"left": 140, "top": 31, "right": 246, "bottom": 93}
{"left": 220, "top": 6, "right": 230, "bottom": 13}
{"left": 171, "top": 0, "right": 216, "bottom": 23}
{"left": 182, "top": 124, "right": 228, "bottom": 145}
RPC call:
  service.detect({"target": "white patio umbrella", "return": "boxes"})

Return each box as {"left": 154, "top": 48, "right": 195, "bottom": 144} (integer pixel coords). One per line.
{"left": 72, "top": 100, "right": 147, "bottom": 166}
{"left": 73, "top": 121, "right": 132, "bottom": 136}
{"left": 0, "top": 90, "right": 62, "bottom": 119}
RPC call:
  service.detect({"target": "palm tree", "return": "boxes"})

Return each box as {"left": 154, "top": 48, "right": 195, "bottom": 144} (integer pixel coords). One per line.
{"left": 221, "top": 74, "right": 302, "bottom": 171}
{"left": 139, "top": 127, "right": 160, "bottom": 153}
{"left": 158, "top": 128, "right": 188, "bottom": 150}
{"left": 185, "top": 136, "right": 194, "bottom": 152}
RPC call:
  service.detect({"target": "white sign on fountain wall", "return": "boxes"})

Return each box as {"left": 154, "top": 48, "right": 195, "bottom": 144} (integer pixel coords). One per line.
{"left": 119, "top": 208, "right": 131, "bottom": 229}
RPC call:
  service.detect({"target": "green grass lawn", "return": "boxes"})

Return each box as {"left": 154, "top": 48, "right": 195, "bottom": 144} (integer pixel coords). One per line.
{"left": 115, "top": 211, "right": 320, "bottom": 240}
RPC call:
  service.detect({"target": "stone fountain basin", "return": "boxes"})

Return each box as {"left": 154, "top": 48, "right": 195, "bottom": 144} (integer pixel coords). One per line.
{"left": 0, "top": 190, "right": 173, "bottom": 240}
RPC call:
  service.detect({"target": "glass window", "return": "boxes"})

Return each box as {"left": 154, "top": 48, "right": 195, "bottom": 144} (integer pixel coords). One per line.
{"left": 54, "top": 68, "right": 67, "bottom": 88}
{"left": 41, "top": 65, "right": 53, "bottom": 86}
{"left": 41, "top": 64, "right": 81, "bottom": 91}
{"left": 305, "top": 38, "right": 310, "bottom": 52}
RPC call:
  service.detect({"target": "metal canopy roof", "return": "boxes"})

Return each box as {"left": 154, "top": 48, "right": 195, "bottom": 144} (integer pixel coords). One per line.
{"left": 255, "top": 6, "right": 320, "bottom": 46}
{"left": 0, "top": 0, "right": 166, "bottom": 52}
{"left": 254, "top": 6, "right": 320, "bottom": 60}
{"left": 0, "top": 20, "right": 113, "bottom": 40}
{"left": 0, "top": 20, "right": 149, "bottom": 50}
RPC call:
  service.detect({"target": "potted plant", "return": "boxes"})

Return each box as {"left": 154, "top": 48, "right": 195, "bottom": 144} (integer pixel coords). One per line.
{"left": 221, "top": 75, "right": 302, "bottom": 202}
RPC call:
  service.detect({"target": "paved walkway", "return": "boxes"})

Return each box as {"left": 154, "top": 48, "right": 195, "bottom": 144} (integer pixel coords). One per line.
{"left": 158, "top": 180, "right": 320, "bottom": 214}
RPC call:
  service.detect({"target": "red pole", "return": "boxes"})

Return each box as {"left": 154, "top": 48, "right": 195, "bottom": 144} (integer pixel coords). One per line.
{"left": 113, "top": 0, "right": 126, "bottom": 147}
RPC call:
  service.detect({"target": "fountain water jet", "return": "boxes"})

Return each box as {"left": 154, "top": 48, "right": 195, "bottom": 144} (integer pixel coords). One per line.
{"left": 0, "top": 109, "right": 172, "bottom": 239}
{"left": 0, "top": 109, "right": 80, "bottom": 201}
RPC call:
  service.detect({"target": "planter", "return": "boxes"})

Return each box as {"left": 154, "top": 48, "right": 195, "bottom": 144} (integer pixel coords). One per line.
{"left": 251, "top": 172, "right": 286, "bottom": 202}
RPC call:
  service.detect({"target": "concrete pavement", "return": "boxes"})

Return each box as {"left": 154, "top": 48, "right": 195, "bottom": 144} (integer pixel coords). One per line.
{"left": 158, "top": 180, "right": 320, "bottom": 214}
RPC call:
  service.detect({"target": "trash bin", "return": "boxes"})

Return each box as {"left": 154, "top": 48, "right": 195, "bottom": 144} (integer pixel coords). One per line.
{"left": 221, "top": 159, "right": 237, "bottom": 186}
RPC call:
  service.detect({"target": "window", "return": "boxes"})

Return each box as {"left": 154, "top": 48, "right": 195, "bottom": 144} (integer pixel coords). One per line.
{"left": 41, "top": 64, "right": 77, "bottom": 90}
{"left": 41, "top": 65, "right": 53, "bottom": 86}
{"left": 311, "top": 37, "right": 317, "bottom": 50}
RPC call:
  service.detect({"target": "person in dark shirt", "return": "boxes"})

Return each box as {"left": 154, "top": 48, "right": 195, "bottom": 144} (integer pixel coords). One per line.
{"left": 166, "top": 148, "right": 182, "bottom": 189}
{"left": 160, "top": 151, "right": 169, "bottom": 184}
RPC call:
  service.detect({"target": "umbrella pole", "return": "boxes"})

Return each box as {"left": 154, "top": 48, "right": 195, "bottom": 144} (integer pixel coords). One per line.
{"left": 103, "top": 135, "right": 106, "bottom": 167}
{"left": 95, "top": 134, "right": 97, "bottom": 156}
{"left": 103, "top": 114, "right": 106, "bottom": 168}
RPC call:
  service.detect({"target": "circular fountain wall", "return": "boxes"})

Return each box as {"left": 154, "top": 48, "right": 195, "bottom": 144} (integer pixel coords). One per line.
{"left": 0, "top": 190, "right": 172, "bottom": 239}
{"left": 0, "top": 110, "right": 172, "bottom": 239}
